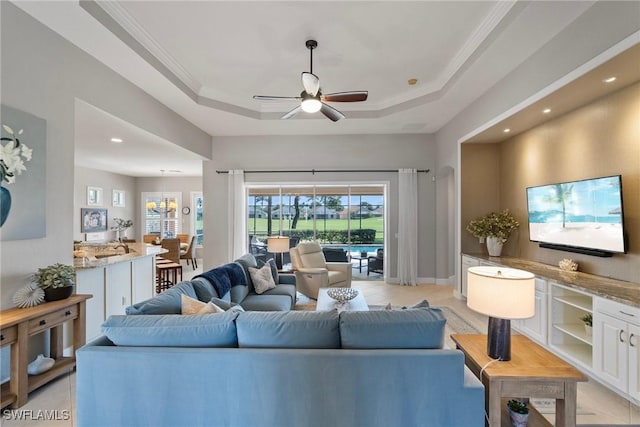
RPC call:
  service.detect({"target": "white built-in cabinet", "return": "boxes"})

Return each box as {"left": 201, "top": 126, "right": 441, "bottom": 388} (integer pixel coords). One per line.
{"left": 461, "top": 254, "right": 639, "bottom": 405}
{"left": 76, "top": 256, "right": 155, "bottom": 340}
{"left": 515, "top": 278, "right": 548, "bottom": 345}
{"left": 593, "top": 298, "right": 640, "bottom": 402}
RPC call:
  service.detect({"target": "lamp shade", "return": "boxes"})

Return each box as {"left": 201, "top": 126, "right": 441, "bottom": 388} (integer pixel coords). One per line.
{"left": 267, "top": 236, "right": 290, "bottom": 253}
{"left": 467, "top": 266, "right": 535, "bottom": 320}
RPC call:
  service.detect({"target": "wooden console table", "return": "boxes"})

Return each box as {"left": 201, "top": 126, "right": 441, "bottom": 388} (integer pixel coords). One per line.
{"left": 0, "top": 294, "right": 91, "bottom": 409}
{"left": 451, "top": 334, "right": 587, "bottom": 427}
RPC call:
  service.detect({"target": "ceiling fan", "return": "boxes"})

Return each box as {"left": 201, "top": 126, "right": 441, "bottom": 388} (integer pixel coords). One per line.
{"left": 253, "top": 40, "right": 368, "bottom": 122}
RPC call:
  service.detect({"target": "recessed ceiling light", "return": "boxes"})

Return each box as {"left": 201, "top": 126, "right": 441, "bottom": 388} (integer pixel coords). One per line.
{"left": 503, "top": 128, "right": 511, "bottom": 133}
{"left": 110, "top": 137, "right": 123, "bottom": 143}
{"left": 407, "top": 78, "right": 418, "bottom": 85}
{"left": 603, "top": 77, "right": 617, "bottom": 83}
{"left": 543, "top": 108, "right": 551, "bottom": 114}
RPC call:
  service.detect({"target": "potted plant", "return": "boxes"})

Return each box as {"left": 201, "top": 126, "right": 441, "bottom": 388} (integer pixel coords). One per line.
{"left": 466, "top": 209, "right": 519, "bottom": 256}
{"left": 33, "top": 263, "right": 76, "bottom": 301}
{"left": 506, "top": 399, "right": 529, "bottom": 427}
{"left": 581, "top": 313, "right": 593, "bottom": 337}
{"left": 111, "top": 217, "right": 133, "bottom": 241}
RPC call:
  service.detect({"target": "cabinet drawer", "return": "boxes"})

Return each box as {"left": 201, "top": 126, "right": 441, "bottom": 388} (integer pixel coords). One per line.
{"left": 28, "top": 305, "right": 78, "bottom": 335}
{"left": 0, "top": 325, "right": 18, "bottom": 346}
{"left": 596, "top": 298, "right": 640, "bottom": 325}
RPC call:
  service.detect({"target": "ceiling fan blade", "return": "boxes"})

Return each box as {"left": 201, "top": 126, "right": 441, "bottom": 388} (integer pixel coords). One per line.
{"left": 253, "top": 95, "right": 301, "bottom": 101}
{"left": 281, "top": 105, "right": 302, "bottom": 120}
{"left": 320, "top": 103, "right": 345, "bottom": 122}
{"left": 301, "top": 72, "right": 320, "bottom": 96}
{"left": 321, "top": 91, "right": 368, "bottom": 102}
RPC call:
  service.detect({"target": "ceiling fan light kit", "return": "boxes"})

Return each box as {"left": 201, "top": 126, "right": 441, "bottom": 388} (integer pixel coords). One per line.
{"left": 253, "top": 40, "right": 368, "bottom": 122}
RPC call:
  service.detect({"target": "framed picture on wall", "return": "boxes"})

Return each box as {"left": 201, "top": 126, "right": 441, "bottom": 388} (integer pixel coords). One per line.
{"left": 87, "top": 186, "right": 103, "bottom": 206}
{"left": 112, "top": 189, "right": 125, "bottom": 207}
{"left": 81, "top": 208, "right": 107, "bottom": 233}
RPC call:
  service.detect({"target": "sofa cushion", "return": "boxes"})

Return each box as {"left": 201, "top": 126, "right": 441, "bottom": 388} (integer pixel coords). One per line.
{"left": 240, "top": 294, "right": 293, "bottom": 312}
{"left": 125, "top": 281, "right": 197, "bottom": 315}
{"left": 210, "top": 297, "right": 244, "bottom": 312}
{"left": 248, "top": 264, "right": 277, "bottom": 294}
{"left": 234, "top": 254, "right": 258, "bottom": 293}
{"left": 236, "top": 310, "right": 340, "bottom": 348}
{"left": 327, "top": 270, "right": 347, "bottom": 285}
{"left": 101, "top": 311, "right": 240, "bottom": 347}
{"left": 181, "top": 294, "right": 225, "bottom": 315}
{"left": 259, "top": 284, "right": 296, "bottom": 305}
{"left": 339, "top": 308, "right": 446, "bottom": 349}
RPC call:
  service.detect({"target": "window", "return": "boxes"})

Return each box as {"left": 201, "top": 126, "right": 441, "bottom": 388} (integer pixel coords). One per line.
{"left": 246, "top": 185, "right": 384, "bottom": 255}
{"left": 143, "top": 192, "right": 181, "bottom": 238}
{"left": 192, "top": 192, "right": 203, "bottom": 246}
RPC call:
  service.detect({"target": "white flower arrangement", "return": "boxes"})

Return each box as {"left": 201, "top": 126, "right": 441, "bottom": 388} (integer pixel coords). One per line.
{"left": 1, "top": 125, "right": 32, "bottom": 184}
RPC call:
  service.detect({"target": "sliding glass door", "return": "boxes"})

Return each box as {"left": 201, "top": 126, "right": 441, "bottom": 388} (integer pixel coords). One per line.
{"left": 246, "top": 185, "right": 384, "bottom": 256}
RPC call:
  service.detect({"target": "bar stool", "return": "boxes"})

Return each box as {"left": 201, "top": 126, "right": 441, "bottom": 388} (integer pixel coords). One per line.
{"left": 156, "top": 262, "right": 183, "bottom": 293}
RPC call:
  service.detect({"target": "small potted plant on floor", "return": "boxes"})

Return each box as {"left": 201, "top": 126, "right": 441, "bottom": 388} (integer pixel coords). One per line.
{"left": 506, "top": 399, "right": 529, "bottom": 427}
{"left": 33, "top": 263, "right": 76, "bottom": 301}
{"left": 581, "top": 313, "right": 593, "bottom": 337}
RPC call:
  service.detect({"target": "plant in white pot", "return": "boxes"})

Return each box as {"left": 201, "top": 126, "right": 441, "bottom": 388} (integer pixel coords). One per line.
{"left": 33, "top": 263, "right": 76, "bottom": 302}
{"left": 506, "top": 399, "right": 529, "bottom": 427}
{"left": 581, "top": 313, "right": 593, "bottom": 337}
{"left": 466, "top": 209, "right": 519, "bottom": 256}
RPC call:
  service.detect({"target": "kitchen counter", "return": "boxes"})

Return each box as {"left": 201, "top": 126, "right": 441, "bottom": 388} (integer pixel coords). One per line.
{"left": 74, "top": 243, "right": 167, "bottom": 270}
{"left": 462, "top": 253, "right": 639, "bottom": 308}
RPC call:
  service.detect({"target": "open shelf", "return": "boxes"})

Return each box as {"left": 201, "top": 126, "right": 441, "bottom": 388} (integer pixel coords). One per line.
{"left": 551, "top": 343, "right": 592, "bottom": 368}
{"left": 0, "top": 382, "right": 17, "bottom": 409}
{"left": 553, "top": 323, "right": 592, "bottom": 345}
{"left": 552, "top": 295, "right": 592, "bottom": 312}
{"left": 28, "top": 357, "right": 76, "bottom": 393}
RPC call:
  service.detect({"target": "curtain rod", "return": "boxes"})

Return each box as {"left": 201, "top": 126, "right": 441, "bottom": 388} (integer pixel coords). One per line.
{"left": 216, "top": 169, "right": 430, "bottom": 174}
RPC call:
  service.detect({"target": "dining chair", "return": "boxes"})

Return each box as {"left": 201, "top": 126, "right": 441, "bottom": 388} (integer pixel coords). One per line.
{"left": 160, "top": 238, "right": 180, "bottom": 264}
{"left": 180, "top": 235, "right": 198, "bottom": 270}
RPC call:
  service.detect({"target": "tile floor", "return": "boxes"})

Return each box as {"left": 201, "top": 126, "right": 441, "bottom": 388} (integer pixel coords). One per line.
{"left": 2, "top": 270, "right": 638, "bottom": 426}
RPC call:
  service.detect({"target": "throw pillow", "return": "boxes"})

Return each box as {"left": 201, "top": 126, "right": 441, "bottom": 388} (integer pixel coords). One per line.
{"left": 248, "top": 263, "right": 277, "bottom": 294}
{"left": 257, "top": 258, "right": 279, "bottom": 284}
{"left": 181, "top": 294, "right": 225, "bottom": 315}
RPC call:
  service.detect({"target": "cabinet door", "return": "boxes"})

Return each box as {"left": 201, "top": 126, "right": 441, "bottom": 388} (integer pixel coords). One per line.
{"left": 75, "top": 267, "right": 105, "bottom": 340}
{"left": 132, "top": 256, "right": 154, "bottom": 303}
{"left": 520, "top": 287, "right": 547, "bottom": 345}
{"left": 629, "top": 323, "right": 640, "bottom": 402}
{"left": 594, "top": 312, "right": 628, "bottom": 393}
{"left": 105, "top": 261, "right": 132, "bottom": 316}
{"left": 461, "top": 256, "right": 479, "bottom": 297}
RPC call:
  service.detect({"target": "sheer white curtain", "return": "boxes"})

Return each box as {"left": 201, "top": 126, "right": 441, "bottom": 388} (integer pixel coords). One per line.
{"left": 228, "top": 170, "right": 246, "bottom": 260}
{"left": 398, "top": 168, "right": 418, "bottom": 286}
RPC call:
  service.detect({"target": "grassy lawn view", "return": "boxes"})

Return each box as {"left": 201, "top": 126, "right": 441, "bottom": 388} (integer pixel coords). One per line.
{"left": 248, "top": 217, "right": 384, "bottom": 244}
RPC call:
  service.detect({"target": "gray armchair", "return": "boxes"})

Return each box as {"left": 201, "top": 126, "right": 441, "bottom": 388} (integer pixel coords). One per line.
{"left": 290, "top": 241, "right": 352, "bottom": 299}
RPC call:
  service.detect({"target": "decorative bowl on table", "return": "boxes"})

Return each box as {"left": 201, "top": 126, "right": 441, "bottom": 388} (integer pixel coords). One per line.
{"left": 326, "top": 288, "right": 358, "bottom": 303}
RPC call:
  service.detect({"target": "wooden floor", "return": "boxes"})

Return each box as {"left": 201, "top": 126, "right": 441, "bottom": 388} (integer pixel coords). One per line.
{"left": 2, "top": 266, "right": 639, "bottom": 426}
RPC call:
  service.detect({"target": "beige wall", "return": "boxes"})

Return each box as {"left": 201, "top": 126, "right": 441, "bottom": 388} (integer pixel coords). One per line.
{"left": 462, "top": 82, "right": 640, "bottom": 282}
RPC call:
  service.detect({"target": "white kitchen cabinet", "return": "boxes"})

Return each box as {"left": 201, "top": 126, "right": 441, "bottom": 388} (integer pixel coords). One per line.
{"left": 593, "top": 297, "right": 640, "bottom": 402}
{"left": 75, "top": 255, "right": 156, "bottom": 340}
{"left": 75, "top": 267, "right": 106, "bottom": 341}
{"left": 105, "top": 261, "right": 132, "bottom": 316}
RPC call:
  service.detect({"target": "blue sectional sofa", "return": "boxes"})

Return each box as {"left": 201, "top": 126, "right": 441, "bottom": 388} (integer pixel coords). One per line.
{"left": 77, "top": 303, "right": 485, "bottom": 426}
{"left": 127, "top": 253, "right": 297, "bottom": 313}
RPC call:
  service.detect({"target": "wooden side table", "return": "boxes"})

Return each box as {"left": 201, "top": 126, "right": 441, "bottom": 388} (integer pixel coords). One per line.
{"left": 451, "top": 334, "right": 587, "bottom": 427}
{"left": 0, "top": 294, "right": 91, "bottom": 409}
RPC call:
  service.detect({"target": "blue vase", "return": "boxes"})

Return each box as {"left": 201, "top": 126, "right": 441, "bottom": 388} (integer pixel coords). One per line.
{"left": 0, "top": 186, "right": 11, "bottom": 227}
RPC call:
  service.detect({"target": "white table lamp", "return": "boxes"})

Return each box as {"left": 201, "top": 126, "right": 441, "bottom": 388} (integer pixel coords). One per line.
{"left": 267, "top": 236, "right": 290, "bottom": 269}
{"left": 466, "top": 266, "right": 535, "bottom": 361}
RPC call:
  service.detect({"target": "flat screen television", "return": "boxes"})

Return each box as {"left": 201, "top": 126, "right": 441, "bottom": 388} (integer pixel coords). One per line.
{"left": 526, "top": 175, "right": 626, "bottom": 257}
